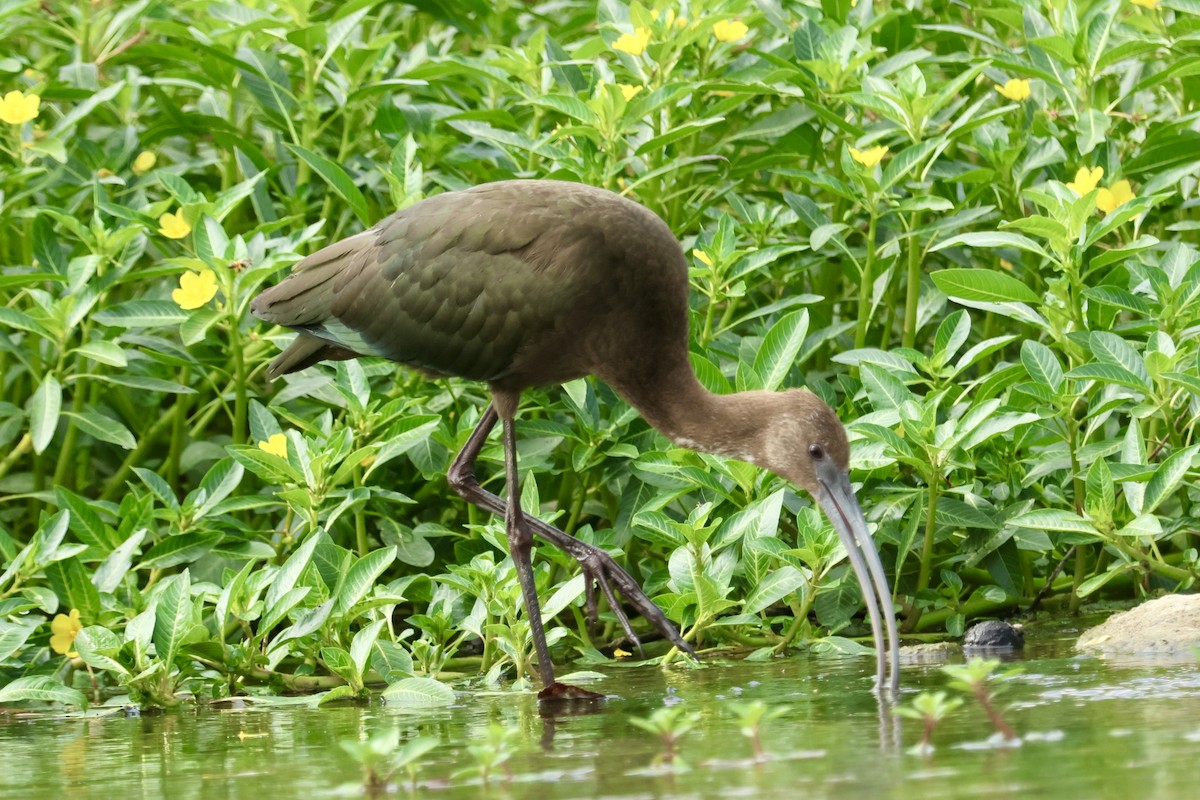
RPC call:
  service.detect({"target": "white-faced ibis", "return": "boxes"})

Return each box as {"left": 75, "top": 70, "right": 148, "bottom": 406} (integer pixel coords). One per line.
{"left": 251, "top": 180, "right": 900, "bottom": 700}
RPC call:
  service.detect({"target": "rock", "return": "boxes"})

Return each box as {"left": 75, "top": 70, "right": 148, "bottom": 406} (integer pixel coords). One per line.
{"left": 898, "top": 642, "right": 958, "bottom": 664}
{"left": 1076, "top": 594, "right": 1200, "bottom": 659}
{"left": 963, "top": 620, "right": 1024, "bottom": 650}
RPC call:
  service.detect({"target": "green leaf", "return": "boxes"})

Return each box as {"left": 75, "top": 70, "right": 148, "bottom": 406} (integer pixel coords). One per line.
{"left": 1020, "top": 340, "right": 1064, "bottom": 392}
{"left": 370, "top": 639, "right": 414, "bottom": 682}
{"left": 75, "top": 626, "right": 129, "bottom": 674}
{"left": 930, "top": 232, "right": 1051, "bottom": 260}
{"left": 137, "top": 532, "right": 222, "bottom": 570}
{"left": 44, "top": 558, "right": 101, "bottom": 620}
{"left": 743, "top": 566, "right": 805, "bottom": 615}
{"left": 350, "top": 618, "right": 387, "bottom": 674}
{"left": 153, "top": 570, "right": 192, "bottom": 667}
{"left": 335, "top": 547, "right": 396, "bottom": 616}
{"left": 1075, "top": 108, "right": 1110, "bottom": 155}
{"left": 61, "top": 410, "right": 136, "bottom": 450}
{"left": 267, "top": 534, "right": 321, "bottom": 609}
{"left": 321, "top": 646, "right": 359, "bottom": 685}
{"left": 1065, "top": 363, "right": 1148, "bottom": 393}
{"left": 1141, "top": 445, "right": 1200, "bottom": 515}
{"left": 752, "top": 310, "right": 808, "bottom": 391}
{"left": 0, "top": 620, "right": 39, "bottom": 661}
{"left": 28, "top": 374, "right": 62, "bottom": 454}
{"left": 0, "top": 676, "right": 87, "bottom": 709}
{"left": 929, "top": 268, "right": 1041, "bottom": 304}
{"left": 91, "top": 300, "right": 189, "bottom": 328}
{"left": 860, "top": 363, "right": 913, "bottom": 411}
{"left": 382, "top": 677, "right": 456, "bottom": 707}
{"left": 286, "top": 144, "right": 372, "bottom": 226}
{"left": 1008, "top": 509, "right": 1098, "bottom": 535}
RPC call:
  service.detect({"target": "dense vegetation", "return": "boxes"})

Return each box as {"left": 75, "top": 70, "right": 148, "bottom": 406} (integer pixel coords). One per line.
{"left": 1, "top": 0, "right": 1198, "bottom": 710}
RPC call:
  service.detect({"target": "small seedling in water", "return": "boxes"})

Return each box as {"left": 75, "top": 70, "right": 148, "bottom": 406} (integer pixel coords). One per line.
{"left": 728, "top": 700, "right": 789, "bottom": 762}
{"left": 942, "top": 657, "right": 1019, "bottom": 740}
{"left": 629, "top": 705, "right": 701, "bottom": 769}
{"left": 894, "top": 691, "right": 963, "bottom": 754}
{"left": 465, "top": 722, "right": 520, "bottom": 785}
{"left": 339, "top": 728, "right": 439, "bottom": 794}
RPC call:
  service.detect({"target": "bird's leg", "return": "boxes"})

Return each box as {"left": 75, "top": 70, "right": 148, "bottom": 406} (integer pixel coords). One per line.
{"left": 446, "top": 406, "right": 697, "bottom": 667}
{"left": 498, "top": 414, "right": 568, "bottom": 692}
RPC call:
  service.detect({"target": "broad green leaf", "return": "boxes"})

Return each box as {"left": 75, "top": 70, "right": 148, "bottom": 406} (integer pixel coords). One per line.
{"left": 370, "top": 639, "right": 415, "bottom": 682}
{"left": 1141, "top": 445, "right": 1200, "bottom": 515}
{"left": 0, "top": 676, "right": 87, "bottom": 709}
{"left": 266, "top": 533, "right": 321, "bottom": 609}
{"left": 382, "top": 677, "right": 456, "bottom": 707}
{"left": 74, "top": 626, "right": 128, "bottom": 674}
{"left": 743, "top": 566, "right": 805, "bottom": 615}
{"left": 929, "top": 268, "right": 1041, "bottom": 304}
{"left": 1020, "top": 340, "right": 1064, "bottom": 392}
{"left": 93, "top": 529, "right": 147, "bottom": 594}
{"left": 286, "top": 144, "right": 372, "bottom": 225}
{"left": 752, "top": 310, "right": 808, "bottom": 391}
{"left": 1008, "top": 509, "right": 1098, "bottom": 536}
{"left": 1075, "top": 108, "right": 1109, "bottom": 155}
{"left": 137, "top": 532, "right": 221, "bottom": 570}
{"left": 0, "top": 620, "right": 39, "bottom": 661}
{"left": 28, "top": 374, "right": 61, "bottom": 454}
{"left": 44, "top": 558, "right": 101, "bottom": 620}
{"left": 91, "top": 300, "right": 188, "bottom": 328}
{"left": 930, "top": 232, "right": 1050, "bottom": 260}
{"left": 350, "top": 618, "right": 387, "bottom": 674}
{"left": 61, "top": 409, "right": 136, "bottom": 450}
{"left": 335, "top": 547, "right": 396, "bottom": 615}
{"left": 153, "top": 570, "right": 192, "bottom": 667}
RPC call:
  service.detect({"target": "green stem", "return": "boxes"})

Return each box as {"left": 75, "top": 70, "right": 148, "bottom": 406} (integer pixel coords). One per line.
{"left": 99, "top": 403, "right": 181, "bottom": 502}
{"left": 854, "top": 211, "right": 878, "bottom": 349}
{"left": 902, "top": 212, "right": 923, "bottom": 348}
{"left": 905, "top": 480, "right": 941, "bottom": 631}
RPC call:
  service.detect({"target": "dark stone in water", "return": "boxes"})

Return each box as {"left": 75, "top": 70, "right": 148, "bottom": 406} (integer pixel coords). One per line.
{"left": 963, "top": 620, "right": 1025, "bottom": 650}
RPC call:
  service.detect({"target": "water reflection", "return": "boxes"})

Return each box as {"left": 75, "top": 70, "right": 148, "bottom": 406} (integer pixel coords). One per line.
{"left": 1, "top": 643, "right": 1197, "bottom": 799}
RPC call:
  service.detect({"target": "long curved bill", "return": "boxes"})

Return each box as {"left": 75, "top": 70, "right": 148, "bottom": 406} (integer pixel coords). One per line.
{"left": 815, "top": 466, "right": 900, "bottom": 700}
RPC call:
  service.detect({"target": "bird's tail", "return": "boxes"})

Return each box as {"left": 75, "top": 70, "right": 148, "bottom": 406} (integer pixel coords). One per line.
{"left": 249, "top": 230, "right": 374, "bottom": 327}
{"left": 266, "top": 335, "right": 356, "bottom": 379}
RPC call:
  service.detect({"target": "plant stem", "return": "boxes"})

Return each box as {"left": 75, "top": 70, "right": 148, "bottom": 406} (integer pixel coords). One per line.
{"left": 854, "top": 211, "right": 878, "bottom": 349}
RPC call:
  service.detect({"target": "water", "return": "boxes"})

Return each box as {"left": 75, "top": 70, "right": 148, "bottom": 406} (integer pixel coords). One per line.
{"left": 3, "top": 630, "right": 1198, "bottom": 799}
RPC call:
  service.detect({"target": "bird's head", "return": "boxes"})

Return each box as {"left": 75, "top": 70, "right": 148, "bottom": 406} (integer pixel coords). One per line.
{"left": 762, "top": 389, "right": 852, "bottom": 497}
{"left": 761, "top": 389, "right": 899, "bottom": 697}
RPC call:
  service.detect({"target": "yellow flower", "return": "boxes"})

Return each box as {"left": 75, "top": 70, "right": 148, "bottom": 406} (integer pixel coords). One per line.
{"left": 158, "top": 210, "right": 191, "bottom": 239}
{"left": 1067, "top": 166, "right": 1103, "bottom": 195}
{"left": 613, "top": 27, "right": 651, "bottom": 56}
{"left": 692, "top": 249, "right": 712, "bottom": 266}
{"left": 618, "top": 83, "right": 642, "bottom": 101}
{"left": 1096, "top": 179, "right": 1135, "bottom": 214}
{"left": 50, "top": 609, "right": 82, "bottom": 657}
{"left": 257, "top": 433, "right": 288, "bottom": 458}
{"left": 713, "top": 19, "right": 749, "bottom": 42}
{"left": 995, "top": 79, "right": 1031, "bottom": 102}
{"left": 613, "top": 647, "right": 632, "bottom": 658}
{"left": 850, "top": 145, "right": 889, "bottom": 168}
{"left": 132, "top": 151, "right": 157, "bottom": 174}
{"left": 172, "top": 269, "right": 217, "bottom": 310}
{"left": 1130, "top": 0, "right": 1160, "bottom": 8}
{"left": 0, "top": 90, "right": 40, "bottom": 125}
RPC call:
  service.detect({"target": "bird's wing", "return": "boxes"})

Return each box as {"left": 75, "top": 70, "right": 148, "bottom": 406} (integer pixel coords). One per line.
{"left": 252, "top": 183, "right": 601, "bottom": 382}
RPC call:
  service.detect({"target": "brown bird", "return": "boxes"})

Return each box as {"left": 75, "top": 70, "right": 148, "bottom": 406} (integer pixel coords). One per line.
{"left": 250, "top": 180, "right": 899, "bottom": 701}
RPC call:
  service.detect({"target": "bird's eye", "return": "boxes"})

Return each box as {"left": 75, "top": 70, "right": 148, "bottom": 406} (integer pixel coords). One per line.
{"left": 808, "top": 444, "right": 825, "bottom": 460}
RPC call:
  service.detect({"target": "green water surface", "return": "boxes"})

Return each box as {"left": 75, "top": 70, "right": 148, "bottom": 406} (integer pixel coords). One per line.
{"left": 3, "top": 630, "right": 1198, "bottom": 799}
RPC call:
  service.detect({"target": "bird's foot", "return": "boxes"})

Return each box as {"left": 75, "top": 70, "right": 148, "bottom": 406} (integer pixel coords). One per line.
{"left": 567, "top": 541, "right": 697, "bottom": 661}
{"left": 537, "top": 682, "right": 606, "bottom": 704}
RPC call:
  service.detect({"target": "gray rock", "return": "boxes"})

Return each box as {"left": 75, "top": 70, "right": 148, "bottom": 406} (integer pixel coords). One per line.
{"left": 964, "top": 620, "right": 1025, "bottom": 650}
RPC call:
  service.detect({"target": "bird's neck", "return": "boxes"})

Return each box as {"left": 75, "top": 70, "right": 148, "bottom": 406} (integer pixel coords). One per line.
{"left": 612, "top": 363, "right": 776, "bottom": 467}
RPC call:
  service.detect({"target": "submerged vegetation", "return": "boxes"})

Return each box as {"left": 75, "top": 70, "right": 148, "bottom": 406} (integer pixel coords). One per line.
{"left": 1, "top": 0, "right": 1198, "bottom": 712}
